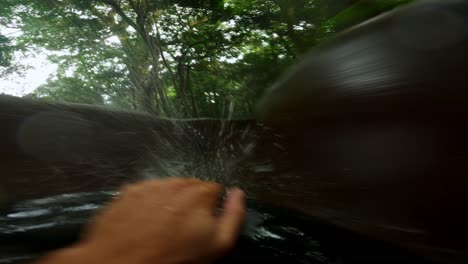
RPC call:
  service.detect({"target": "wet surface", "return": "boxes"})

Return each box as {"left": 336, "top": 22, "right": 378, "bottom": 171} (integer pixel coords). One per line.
{"left": 0, "top": 192, "right": 432, "bottom": 264}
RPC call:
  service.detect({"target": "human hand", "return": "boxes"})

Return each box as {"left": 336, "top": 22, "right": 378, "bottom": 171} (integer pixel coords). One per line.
{"left": 36, "top": 177, "right": 246, "bottom": 264}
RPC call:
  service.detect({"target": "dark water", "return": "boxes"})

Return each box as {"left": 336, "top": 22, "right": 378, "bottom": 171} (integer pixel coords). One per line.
{"left": 0, "top": 191, "right": 432, "bottom": 264}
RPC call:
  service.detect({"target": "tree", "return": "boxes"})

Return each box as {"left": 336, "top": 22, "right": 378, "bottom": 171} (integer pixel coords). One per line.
{"left": 0, "top": 35, "right": 13, "bottom": 68}
{"left": 1, "top": 0, "right": 415, "bottom": 118}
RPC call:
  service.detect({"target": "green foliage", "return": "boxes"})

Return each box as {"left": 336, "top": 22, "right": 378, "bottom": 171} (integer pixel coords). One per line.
{"left": 1, "top": 0, "right": 414, "bottom": 118}
{"left": 0, "top": 34, "right": 13, "bottom": 67}
{"left": 317, "top": 0, "right": 414, "bottom": 40}
{"left": 0, "top": 1, "right": 23, "bottom": 76}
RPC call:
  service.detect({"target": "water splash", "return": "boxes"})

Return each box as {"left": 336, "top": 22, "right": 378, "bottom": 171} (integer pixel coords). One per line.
{"left": 138, "top": 101, "right": 268, "bottom": 195}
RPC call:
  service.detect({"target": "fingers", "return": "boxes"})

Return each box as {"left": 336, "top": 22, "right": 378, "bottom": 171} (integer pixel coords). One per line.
{"left": 121, "top": 177, "right": 224, "bottom": 209}
{"left": 119, "top": 177, "right": 202, "bottom": 197}
{"left": 195, "top": 182, "right": 223, "bottom": 211}
{"left": 216, "top": 188, "right": 246, "bottom": 251}
{"left": 176, "top": 181, "right": 223, "bottom": 212}
{"left": 118, "top": 178, "right": 245, "bottom": 235}
{"left": 89, "top": 177, "right": 245, "bottom": 259}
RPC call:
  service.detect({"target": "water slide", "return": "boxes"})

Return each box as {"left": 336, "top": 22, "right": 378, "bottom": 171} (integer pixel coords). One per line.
{"left": 1, "top": 0, "right": 467, "bottom": 263}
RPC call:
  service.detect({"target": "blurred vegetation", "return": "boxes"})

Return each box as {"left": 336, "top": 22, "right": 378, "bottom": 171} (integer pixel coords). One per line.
{"left": 0, "top": 0, "right": 414, "bottom": 118}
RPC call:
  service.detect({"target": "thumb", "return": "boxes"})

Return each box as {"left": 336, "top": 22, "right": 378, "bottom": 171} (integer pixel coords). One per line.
{"left": 216, "top": 188, "right": 246, "bottom": 252}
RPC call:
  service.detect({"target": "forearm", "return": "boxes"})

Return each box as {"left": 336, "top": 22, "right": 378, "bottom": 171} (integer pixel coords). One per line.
{"left": 34, "top": 242, "right": 171, "bottom": 264}
{"left": 34, "top": 244, "right": 100, "bottom": 264}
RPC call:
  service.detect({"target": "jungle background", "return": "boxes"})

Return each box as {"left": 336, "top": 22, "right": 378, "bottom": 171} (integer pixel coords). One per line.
{"left": 0, "top": 0, "right": 414, "bottom": 119}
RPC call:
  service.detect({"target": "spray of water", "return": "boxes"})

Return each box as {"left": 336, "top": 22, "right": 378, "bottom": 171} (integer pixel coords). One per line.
{"left": 135, "top": 101, "right": 284, "bottom": 199}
